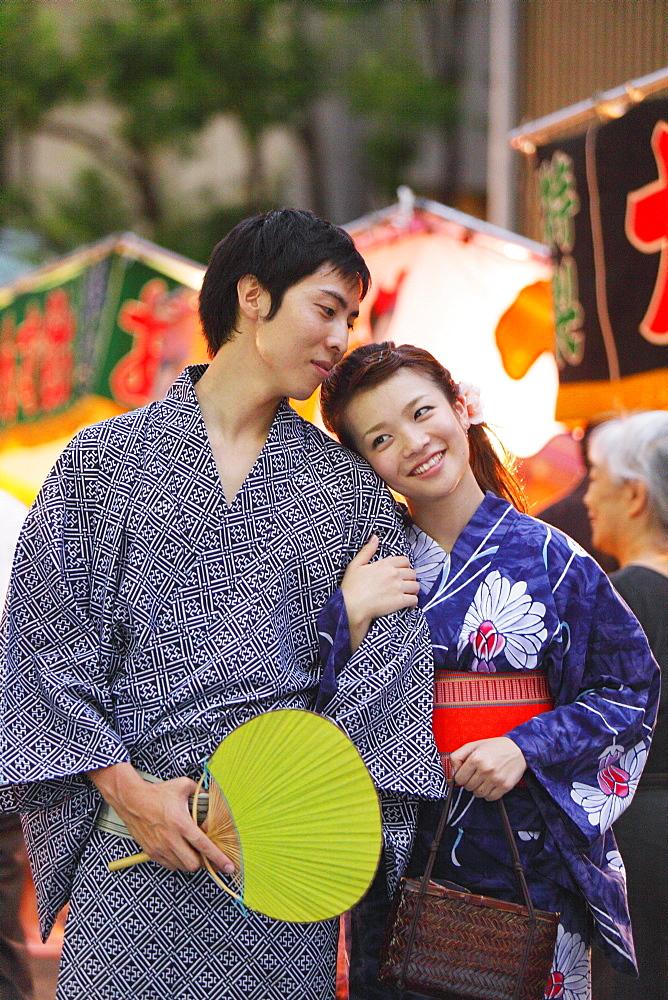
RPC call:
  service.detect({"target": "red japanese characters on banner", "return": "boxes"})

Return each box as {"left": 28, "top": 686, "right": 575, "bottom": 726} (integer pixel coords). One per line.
{"left": 1, "top": 290, "right": 76, "bottom": 423}
{"left": 109, "top": 278, "right": 198, "bottom": 408}
{"left": 0, "top": 313, "right": 18, "bottom": 424}
{"left": 0, "top": 234, "right": 212, "bottom": 507}
{"left": 41, "top": 289, "right": 78, "bottom": 411}
{"left": 626, "top": 120, "right": 668, "bottom": 344}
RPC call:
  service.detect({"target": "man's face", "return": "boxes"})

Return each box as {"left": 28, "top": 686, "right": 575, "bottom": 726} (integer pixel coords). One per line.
{"left": 254, "top": 265, "right": 360, "bottom": 400}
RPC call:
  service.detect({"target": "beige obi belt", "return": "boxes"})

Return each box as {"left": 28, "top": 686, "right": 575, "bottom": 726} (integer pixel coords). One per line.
{"left": 433, "top": 670, "right": 553, "bottom": 780}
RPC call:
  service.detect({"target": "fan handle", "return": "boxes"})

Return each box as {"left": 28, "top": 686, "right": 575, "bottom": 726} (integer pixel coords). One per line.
{"left": 107, "top": 772, "right": 240, "bottom": 891}
{"left": 192, "top": 772, "right": 241, "bottom": 901}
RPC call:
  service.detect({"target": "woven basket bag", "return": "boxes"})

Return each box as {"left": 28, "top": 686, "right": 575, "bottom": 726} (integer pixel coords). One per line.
{"left": 378, "top": 782, "right": 559, "bottom": 1000}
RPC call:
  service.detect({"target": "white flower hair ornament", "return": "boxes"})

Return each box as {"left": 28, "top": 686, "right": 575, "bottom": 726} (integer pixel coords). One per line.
{"left": 456, "top": 381, "right": 484, "bottom": 429}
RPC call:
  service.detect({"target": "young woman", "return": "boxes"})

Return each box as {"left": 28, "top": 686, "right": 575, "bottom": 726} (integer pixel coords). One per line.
{"left": 318, "top": 342, "right": 660, "bottom": 1000}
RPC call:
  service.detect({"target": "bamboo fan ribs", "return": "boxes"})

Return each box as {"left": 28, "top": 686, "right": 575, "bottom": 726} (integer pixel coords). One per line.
{"left": 109, "top": 709, "right": 383, "bottom": 923}
{"left": 193, "top": 774, "right": 243, "bottom": 897}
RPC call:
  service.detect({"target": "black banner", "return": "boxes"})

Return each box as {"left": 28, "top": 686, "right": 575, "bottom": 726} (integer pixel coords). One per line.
{"left": 536, "top": 97, "right": 668, "bottom": 419}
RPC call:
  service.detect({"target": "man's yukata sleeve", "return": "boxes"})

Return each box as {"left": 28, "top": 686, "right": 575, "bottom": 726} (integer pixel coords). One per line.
{"left": 0, "top": 431, "right": 130, "bottom": 814}
{"left": 316, "top": 473, "right": 444, "bottom": 803}
{"left": 507, "top": 554, "right": 660, "bottom": 848}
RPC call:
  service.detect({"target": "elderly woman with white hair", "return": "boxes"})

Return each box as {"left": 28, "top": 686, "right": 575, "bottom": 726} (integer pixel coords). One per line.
{"left": 585, "top": 410, "right": 668, "bottom": 1000}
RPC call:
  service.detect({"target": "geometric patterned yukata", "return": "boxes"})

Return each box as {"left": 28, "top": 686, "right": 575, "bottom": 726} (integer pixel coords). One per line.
{"left": 0, "top": 366, "right": 438, "bottom": 1000}
{"left": 319, "top": 493, "right": 659, "bottom": 1000}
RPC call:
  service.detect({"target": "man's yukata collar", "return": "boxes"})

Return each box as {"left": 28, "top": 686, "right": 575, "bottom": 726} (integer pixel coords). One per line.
{"left": 161, "top": 365, "right": 299, "bottom": 461}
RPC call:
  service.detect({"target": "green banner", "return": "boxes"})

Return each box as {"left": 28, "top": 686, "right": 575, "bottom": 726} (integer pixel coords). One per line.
{"left": 0, "top": 234, "right": 206, "bottom": 436}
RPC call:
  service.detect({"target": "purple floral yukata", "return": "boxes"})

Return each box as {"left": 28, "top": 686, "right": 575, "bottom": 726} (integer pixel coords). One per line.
{"left": 318, "top": 493, "right": 660, "bottom": 1000}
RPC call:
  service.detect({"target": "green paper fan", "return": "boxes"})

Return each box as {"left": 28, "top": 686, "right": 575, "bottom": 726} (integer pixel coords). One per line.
{"left": 203, "top": 709, "right": 382, "bottom": 923}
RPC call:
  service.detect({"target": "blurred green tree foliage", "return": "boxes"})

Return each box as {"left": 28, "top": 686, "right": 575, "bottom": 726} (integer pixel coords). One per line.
{"left": 2, "top": 0, "right": 458, "bottom": 259}
{"left": 0, "top": 0, "right": 82, "bottom": 220}
{"left": 334, "top": 0, "right": 457, "bottom": 203}
{"left": 42, "top": 167, "right": 134, "bottom": 251}
{"left": 77, "top": 0, "right": 318, "bottom": 224}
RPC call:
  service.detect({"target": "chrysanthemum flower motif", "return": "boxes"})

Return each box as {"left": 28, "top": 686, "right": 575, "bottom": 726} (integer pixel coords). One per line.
{"left": 408, "top": 524, "right": 449, "bottom": 595}
{"left": 605, "top": 850, "right": 625, "bottom": 876}
{"left": 457, "top": 570, "right": 548, "bottom": 672}
{"left": 543, "top": 925, "right": 589, "bottom": 999}
{"left": 570, "top": 741, "right": 647, "bottom": 833}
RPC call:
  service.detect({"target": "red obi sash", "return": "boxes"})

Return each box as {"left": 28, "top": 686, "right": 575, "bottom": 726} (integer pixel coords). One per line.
{"left": 433, "top": 670, "right": 553, "bottom": 780}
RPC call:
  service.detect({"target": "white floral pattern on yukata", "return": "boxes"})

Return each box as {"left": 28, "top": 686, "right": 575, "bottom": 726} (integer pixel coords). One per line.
{"left": 571, "top": 740, "right": 648, "bottom": 833}
{"left": 544, "top": 926, "right": 590, "bottom": 999}
{"left": 457, "top": 570, "right": 548, "bottom": 671}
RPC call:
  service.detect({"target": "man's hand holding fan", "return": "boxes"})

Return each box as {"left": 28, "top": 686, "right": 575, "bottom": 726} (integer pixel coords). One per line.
{"left": 101, "top": 710, "right": 383, "bottom": 923}
{"left": 91, "top": 763, "right": 236, "bottom": 873}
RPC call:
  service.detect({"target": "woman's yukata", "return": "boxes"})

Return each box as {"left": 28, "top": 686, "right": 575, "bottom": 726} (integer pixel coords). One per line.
{"left": 318, "top": 492, "right": 660, "bottom": 1000}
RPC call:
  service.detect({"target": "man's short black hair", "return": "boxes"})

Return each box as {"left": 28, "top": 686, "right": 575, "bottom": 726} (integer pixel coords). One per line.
{"left": 198, "top": 208, "right": 371, "bottom": 356}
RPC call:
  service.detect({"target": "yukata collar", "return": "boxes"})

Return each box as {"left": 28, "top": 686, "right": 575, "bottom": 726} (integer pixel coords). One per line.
{"left": 162, "top": 365, "right": 300, "bottom": 462}
{"left": 164, "top": 363, "right": 209, "bottom": 404}
{"left": 447, "top": 492, "right": 516, "bottom": 571}
{"left": 407, "top": 492, "right": 516, "bottom": 570}
{"left": 409, "top": 492, "right": 517, "bottom": 608}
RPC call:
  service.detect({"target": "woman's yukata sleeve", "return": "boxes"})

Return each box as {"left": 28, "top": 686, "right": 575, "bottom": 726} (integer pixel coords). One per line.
{"left": 507, "top": 548, "right": 660, "bottom": 848}
{"left": 315, "top": 588, "right": 351, "bottom": 711}
{"left": 0, "top": 430, "right": 130, "bottom": 815}
{"left": 316, "top": 470, "right": 444, "bottom": 804}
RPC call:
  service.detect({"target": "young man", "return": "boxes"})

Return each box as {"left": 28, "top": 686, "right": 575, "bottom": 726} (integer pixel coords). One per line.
{"left": 0, "top": 210, "right": 443, "bottom": 999}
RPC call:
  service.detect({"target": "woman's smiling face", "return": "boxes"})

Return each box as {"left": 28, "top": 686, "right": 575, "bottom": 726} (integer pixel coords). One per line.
{"left": 343, "top": 368, "right": 475, "bottom": 504}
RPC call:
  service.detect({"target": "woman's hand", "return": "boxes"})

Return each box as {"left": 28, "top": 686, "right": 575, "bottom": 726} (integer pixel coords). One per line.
{"left": 89, "top": 762, "right": 236, "bottom": 873}
{"left": 342, "top": 535, "right": 420, "bottom": 652}
{"left": 450, "top": 737, "right": 527, "bottom": 801}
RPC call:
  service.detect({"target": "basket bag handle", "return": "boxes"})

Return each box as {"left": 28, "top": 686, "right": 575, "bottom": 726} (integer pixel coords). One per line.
{"left": 397, "top": 780, "right": 538, "bottom": 1000}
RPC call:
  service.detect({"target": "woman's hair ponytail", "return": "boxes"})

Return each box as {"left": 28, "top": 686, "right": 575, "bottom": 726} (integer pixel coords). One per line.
{"left": 467, "top": 423, "right": 526, "bottom": 512}
{"left": 320, "top": 341, "right": 526, "bottom": 512}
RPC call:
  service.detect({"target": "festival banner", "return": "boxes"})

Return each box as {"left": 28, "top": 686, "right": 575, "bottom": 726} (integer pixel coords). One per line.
{"left": 535, "top": 97, "right": 668, "bottom": 421}
{"left": 0, "top": 234, "right": 208, "bottom": 502}
{"left": 0, "top": 232, "right": 328, "bottom": 503}
{"left": 0, "top": 234, "right": 207, "bottom": 447}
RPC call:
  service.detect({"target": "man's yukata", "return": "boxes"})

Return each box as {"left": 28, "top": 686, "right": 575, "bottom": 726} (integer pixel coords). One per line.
{"left": 0, "top": 366, "right": 442, "bottom": 1000}
{"left": 318, "top": 492, "right": 659, "bottom": 1000}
